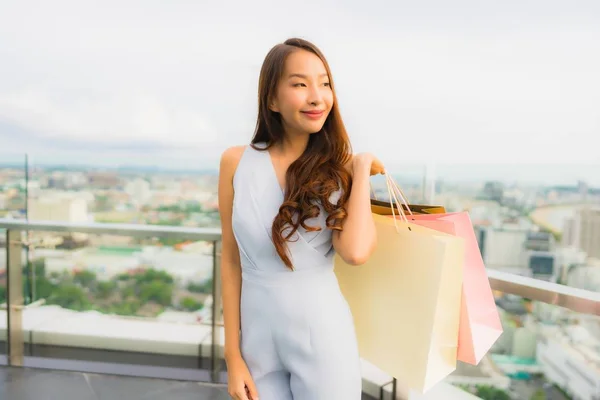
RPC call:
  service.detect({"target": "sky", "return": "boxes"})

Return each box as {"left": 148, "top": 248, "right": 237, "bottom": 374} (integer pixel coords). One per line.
{"left": 0, "top": 0, "right": 599, "bottom": 184}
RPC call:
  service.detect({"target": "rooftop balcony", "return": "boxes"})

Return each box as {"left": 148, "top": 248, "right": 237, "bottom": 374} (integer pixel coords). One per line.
{"left": 0, "top": 218, "right": 598, "bottom": 400}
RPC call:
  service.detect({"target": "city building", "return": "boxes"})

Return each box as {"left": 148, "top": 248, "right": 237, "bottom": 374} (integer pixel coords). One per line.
{"left": 536, "top": 324, "right": 600, "bottom": 400}
{"left": 125, "top": 178, "right": 152, "bottom": 207}
{"left": 27, "top": 192, "right": 90, "bottom": 223}
{"left": 524, "top": 231, "right": 555, "bottom": 252}
{"left": 87, "top": 172, "right": 120, "bottom": 189}
{"left": 481, "top": 181, "right": 505, "bottom": 203}
{"left": 478, "top": 226, "right": 529, "bottom": 274}
{"left": 526, "top": 251, "right": 555, "bottom": 281}
{"left": 564, "top": 259, "right": 600, "bottom": 292}
{"left": 563, "top": 206, "right": 600, "bottom": 259}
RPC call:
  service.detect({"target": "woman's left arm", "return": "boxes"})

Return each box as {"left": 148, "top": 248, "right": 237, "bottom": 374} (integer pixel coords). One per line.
{"left": 332, "top": 153, "right": 384, "bottom": 265}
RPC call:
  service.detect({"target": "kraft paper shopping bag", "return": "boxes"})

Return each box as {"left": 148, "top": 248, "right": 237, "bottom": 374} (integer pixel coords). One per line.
{"left": 334, "top": 212, "right": 465, "bottom": 393}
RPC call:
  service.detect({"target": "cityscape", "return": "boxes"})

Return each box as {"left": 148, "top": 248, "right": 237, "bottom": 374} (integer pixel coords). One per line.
{"left": 1, "top": 159, "right": 599, "bottom": 399}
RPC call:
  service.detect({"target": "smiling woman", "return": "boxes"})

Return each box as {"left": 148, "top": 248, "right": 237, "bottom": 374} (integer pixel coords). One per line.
{"left": 270, "top": 67, "right": 333, "bottom": 135}
{"left": 218, "top": 38, "right": 384, "bottom": 400}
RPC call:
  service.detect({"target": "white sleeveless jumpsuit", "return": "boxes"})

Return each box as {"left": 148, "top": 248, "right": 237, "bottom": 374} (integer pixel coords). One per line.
{"left": 231, "top": 143, "right": 362, "bottom": 399}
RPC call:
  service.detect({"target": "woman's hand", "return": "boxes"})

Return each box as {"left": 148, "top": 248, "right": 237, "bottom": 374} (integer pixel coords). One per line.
{"left": 226, "top": 355, "right": 259, "bottom": 400}
{"left": 352, "top": 153, "right": 385, "bottom": 176}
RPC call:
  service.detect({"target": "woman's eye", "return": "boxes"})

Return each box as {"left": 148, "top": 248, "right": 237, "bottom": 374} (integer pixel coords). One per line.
{"left": 293, "top": 83, "right": 306, "bottom": 87}
{"left": 323, "top": 82, "right": 330, "bottom": 87}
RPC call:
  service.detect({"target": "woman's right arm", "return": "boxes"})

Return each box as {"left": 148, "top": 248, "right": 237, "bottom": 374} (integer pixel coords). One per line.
{"left": 218, "top": 146, "right": 245, "bottom": 361}
{"left": 218, "top": 146, "right": 258, "bottom": 400}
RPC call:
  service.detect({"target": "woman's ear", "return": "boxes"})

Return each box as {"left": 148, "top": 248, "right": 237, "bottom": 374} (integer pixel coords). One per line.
{"left": 269, "top": 99, "right": 280, "bottom": 113}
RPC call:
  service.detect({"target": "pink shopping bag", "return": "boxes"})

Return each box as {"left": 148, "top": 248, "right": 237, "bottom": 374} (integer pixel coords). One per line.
{"left": 393, "top": 211, "right": 503, "bottom": 365}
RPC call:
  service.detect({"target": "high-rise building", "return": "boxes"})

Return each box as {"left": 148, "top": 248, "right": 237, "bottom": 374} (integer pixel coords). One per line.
{"left": 563, "top": 207, "right": 600, "bottom": 259}
{"left": 479, "top": 226, "right": 529, "bottom": 273}
{"left": 536, "top": 326, "right": 600, "bottom": 400}
{"left": 481, "top": 181, "right": 505, "bottom": 202}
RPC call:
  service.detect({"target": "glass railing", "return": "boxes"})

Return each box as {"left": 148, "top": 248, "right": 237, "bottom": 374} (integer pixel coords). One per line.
{"left": 1, "top": 219, "right": 599, "bottom": 400}
{"left": 3, "top": 157, "right": 600, "bottom": 399}
{"left": 0, "top": 220, "right": 224, "bottom": 382}
{"left": 0, "top": 153, "right": 27, "bottom": 362}
{"left": 446, "top": 294, "right": 600, "bottom": 400}
{"left": 370, "top": 270, "right": 600, "bottom": 400}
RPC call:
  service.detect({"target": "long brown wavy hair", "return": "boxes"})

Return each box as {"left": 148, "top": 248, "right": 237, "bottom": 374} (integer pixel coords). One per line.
{"left": 251, "top": 38, "right": 353, "bottom": 270}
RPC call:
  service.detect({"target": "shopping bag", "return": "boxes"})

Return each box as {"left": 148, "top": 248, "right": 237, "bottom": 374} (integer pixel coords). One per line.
{"left": 383, "top": 179, "right": 503, "bottom": 365}
{"left": 334, "top": 211, "right": 465, "bottom": 393}
{"left": 399, "top": 212, "right": 503, "bottom": 365}
{"left": 370, "top": 198, "right": 446, "bottom": 215}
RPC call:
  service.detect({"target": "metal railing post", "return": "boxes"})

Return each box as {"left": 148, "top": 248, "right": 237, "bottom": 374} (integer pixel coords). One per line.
{"left": 211, "top": 239, "right": 223, "bottom": 382}
{"left": 379, "top": 378, "right": 398, "bottom": 400}
{"left": 6, "top": 229, "right": 24, "bottom": 366}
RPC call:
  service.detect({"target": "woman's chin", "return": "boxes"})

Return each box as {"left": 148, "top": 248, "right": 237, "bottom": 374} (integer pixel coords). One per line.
{"left": 302, "top": 122, "right": 326, "bottom": 135}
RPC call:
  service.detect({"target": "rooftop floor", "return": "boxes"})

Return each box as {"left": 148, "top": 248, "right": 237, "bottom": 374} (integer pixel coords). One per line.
{"left": 0, "top": 366, "right": 377, "bottom": 400}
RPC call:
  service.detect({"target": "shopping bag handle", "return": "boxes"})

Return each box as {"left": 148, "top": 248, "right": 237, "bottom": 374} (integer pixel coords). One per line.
{"left": 383, "top": 172, "right": 410, "bottom": 232}
{"left": 371, "top": 175, "right": 415, "bottom": 218}
{"left": 386, "top": 174, "right": 414, "bottom": 218}
{"left": 369, "top": 170, "right": 407, "bottom": 231}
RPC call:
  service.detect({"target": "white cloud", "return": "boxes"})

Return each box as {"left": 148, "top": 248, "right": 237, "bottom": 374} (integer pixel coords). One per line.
{"left": 0, "top": 88, "right": 219, "bottom": 146}
{"left": 0, "top": 0, "right": 598, "bottom": 172}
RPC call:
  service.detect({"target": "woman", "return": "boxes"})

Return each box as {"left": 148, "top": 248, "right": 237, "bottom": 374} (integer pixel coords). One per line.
{"left": 218, "top": 37, "right": 384, "bottom": 400}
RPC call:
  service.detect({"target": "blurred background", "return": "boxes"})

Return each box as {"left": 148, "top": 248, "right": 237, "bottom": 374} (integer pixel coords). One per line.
{"left": 1, "top": 1, "right": 599, "bottom": 399}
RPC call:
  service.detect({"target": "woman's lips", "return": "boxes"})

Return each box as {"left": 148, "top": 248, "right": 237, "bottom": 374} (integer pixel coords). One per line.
{"left": 301, "top": 110, "right": 324, "bottom": 119}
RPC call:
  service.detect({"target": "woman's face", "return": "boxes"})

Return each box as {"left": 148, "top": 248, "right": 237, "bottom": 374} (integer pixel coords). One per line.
{"left": 270, "top": 49, "right": 334, "bottom": 137}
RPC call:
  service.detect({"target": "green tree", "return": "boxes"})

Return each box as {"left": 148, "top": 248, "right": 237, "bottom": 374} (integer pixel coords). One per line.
{"left": 22, "top": 259, "right": 57, "bottom": 303}
{"left": 184, "top": 203, "right": 203, "bottom": 213}
{"left": 48, "top": 283, "right": 92, "bottom": 311}
{"left": 135, "top": 269, "right": 173, "bottom": 285}
{"left": 122, "top": 286, "right": 136, "bottom": 299}
{"left": 117, "top": 273, "right": 131, "bottom": 281}
{"left": 32, "top": 277, "right": 55, "bottom": 299}
{"left": 96, "top": 281, "right": 117, "bottom": 299}
{"left": 157, "top": 204, "right": 179, "bottom": 212}
{"left": 530, "top": 389, "right": 546, "bottom": 400}
{"left": 475, "top": 385, "right": 511, "bottom": 400}
{"left": 187, "top": 278, "right": 213, "bottom": 294}
{"left": 180, "top": 296, "right": 203, "bottom": 311}
{"left": 111, "top": 299, "right": 141, "bottom": 316}
{"left": 73, "top": 270, "right": 97, "bottom": 288}
{"left": 24, "top": 258, "right": 46, "bottom": 277}
{"left": 49, "top": 271, "right": 61, "bottom": 280}
{"left": 139, "top": 280, "right": 173, "bottom": 306}
{"left": 0, "top": 285, "right": 6, "bottom": 304}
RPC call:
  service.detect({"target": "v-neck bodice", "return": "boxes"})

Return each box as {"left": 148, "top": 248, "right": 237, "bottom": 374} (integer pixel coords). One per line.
{"left": 232, "top": 143, "right": 342, "bottom": 273}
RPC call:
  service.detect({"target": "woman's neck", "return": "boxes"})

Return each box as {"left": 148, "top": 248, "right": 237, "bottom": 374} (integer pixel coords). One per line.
{"left": 275, "top": 133, "right": 309, "bottom": 160}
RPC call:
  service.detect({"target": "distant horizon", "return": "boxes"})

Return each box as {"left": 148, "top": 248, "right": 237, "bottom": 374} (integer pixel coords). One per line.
{"left": 1, "top": 156, "right": 599, "bottom": 188}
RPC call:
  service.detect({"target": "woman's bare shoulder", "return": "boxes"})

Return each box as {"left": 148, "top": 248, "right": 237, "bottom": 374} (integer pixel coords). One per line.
{"left": 221, "top": 145, "right": 246, "bottom": 163}
{"left": 220, "top": 145, "right": 248, "bottom": 173}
